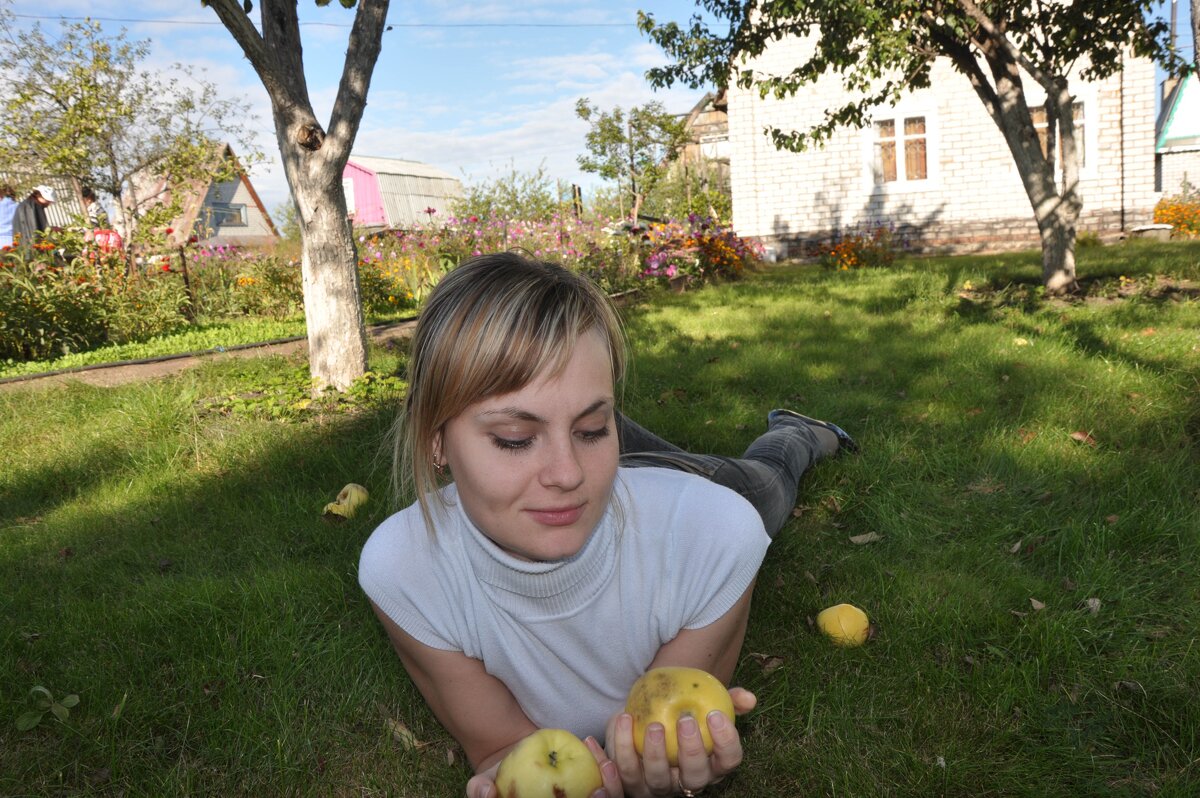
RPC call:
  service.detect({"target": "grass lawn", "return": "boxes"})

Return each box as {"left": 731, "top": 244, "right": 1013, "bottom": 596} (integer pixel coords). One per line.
{"left": 2, "top": 241, "right": 1198, "bottom": 796}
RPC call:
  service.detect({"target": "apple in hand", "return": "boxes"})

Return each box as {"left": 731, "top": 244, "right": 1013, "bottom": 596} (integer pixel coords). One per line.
{"left": 493, "top": 728, "right": 603, "bottom": 798}
{"left": 624, "top": 666, "right": 735, "bottom": 766}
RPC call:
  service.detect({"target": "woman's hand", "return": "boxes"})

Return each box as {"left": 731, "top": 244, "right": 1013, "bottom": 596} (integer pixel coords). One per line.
{"left": 465, "top": 736, "right": 622, "bottom": 798}
{"left": 604, "top": 687, "right": 756, "bottom": 797}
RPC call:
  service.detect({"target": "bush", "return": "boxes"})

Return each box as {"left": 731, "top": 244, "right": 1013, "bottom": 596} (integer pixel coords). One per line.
{"left": 0, "top": 250, "right": 108, "bottom": 360}
{"left": 639, "top": 215, "right": 763, "bottom": 288}
{"left": 1153, "top": 177, "right": 1200, "bottom": 238}
{"left": 818, "top": 224, "right": 899, "bottom": 270}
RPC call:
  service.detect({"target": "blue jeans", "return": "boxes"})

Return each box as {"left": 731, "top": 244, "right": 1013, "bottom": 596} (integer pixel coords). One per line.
{"left": 617, "top": 413, "right": 824, "bottom": 538}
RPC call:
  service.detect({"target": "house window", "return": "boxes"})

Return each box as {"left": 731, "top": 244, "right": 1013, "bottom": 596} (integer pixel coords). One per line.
{"left": 873, "top": 116, "right": 927, "bottom": 184}
{"left": 1030, "top": 103, "right": 1085, "bottom": 168}
{"left": 211, "top": 202, "right": 247, "bottom": 227}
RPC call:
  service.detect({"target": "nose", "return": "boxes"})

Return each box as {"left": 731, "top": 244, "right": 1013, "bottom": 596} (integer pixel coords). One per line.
{"left": 538, "top": 435, "right": 585, "bottom": 491}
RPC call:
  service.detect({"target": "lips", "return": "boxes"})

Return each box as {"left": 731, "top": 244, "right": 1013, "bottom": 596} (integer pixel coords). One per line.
{"left": 526, "top": 503, "right": 586, "bottom": 527}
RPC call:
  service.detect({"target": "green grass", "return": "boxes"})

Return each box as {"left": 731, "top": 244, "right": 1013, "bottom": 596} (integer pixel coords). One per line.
{"left": 2, "top": 241, "right": 1198, "bottom": 796}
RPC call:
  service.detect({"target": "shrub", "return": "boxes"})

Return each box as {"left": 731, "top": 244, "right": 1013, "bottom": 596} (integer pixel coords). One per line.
{"left": 1153, "top": 177, "right": 1200, "bottom": 238}
{"left": 818, "top": 224, "right": 899, "bottom": 270}
{"left": 639, "top": 215, "right": 763, "bottom": 288}
{"left": 0, "top": 250, "right": 108, "bottom": 360}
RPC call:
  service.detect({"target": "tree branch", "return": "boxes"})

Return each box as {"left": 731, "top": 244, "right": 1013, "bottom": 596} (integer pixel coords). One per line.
{"left": 326, "top": 0, "right": 390, "bottom": 163}
{"left": 954, "top": 0, "right": 1056, "bottom": 90}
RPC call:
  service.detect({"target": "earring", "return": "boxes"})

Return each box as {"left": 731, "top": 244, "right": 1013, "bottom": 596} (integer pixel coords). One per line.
{"left": 433, "top": 459, "right": 446, "bottom": 477}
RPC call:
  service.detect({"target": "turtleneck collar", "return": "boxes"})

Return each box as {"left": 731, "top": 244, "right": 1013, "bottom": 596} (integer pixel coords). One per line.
{"left": 442, "top": 483, "right": 619, "bottom": 620}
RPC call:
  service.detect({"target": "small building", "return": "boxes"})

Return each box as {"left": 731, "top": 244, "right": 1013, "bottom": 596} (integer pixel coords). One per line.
{"left": 726, "top": 37, "right": 1158, "bottom": 256}
{"left": 137, "top": 143, "right": 279, "bottom": 248}
{"left": 676, "top": 91, "right": 731, "bottom": 199}
{"left": 342, "top": 155, "right": 462, "bottom": 229}
{"left": 1156, "top": 72, "right": 1200, "bottom": 196}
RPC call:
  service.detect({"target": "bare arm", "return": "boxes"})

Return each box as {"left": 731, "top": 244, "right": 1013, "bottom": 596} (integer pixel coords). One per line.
{"left": 369, "top": 601, "right": 535, "bottom": 772}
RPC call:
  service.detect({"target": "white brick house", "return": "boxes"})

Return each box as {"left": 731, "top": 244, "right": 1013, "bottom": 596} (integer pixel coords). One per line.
{"left": 727, "top": 37, "right": 1158, "bottom": 257}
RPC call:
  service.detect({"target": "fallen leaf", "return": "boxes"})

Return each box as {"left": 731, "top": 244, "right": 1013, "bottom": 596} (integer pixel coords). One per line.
{"left": 735, "top": 423, "right": 747, "bottom": 431}
{"left": 1010, "top": 609, "right": 1028, "bottom": 618}
{"left": 1009, "top": 540, "right": 1023, "bottom": 554}
{"left": 385, "top": 718, "right": 424, "bottom": 750}
{"left": 1069, "top": 430, "right": 1098, "bottom": 446}
{"left": 966, "top": 476, "right": 1004, "bottom": 494}
{"left": 1140, "top": 327, "right": 1157, "bottom": 336}
{"left": 1061, "top": 577, "right": 1078, "bottom": 591}
{"left": 1105, "top": 514, "right": 1119, "bottom": 524}
{"left": 1126, "top": 392, "right": 1143, "bottom": 400}
{"left": 1014, "top": 337, "right": 1031, "bottom": 346}
{"left": 966, "top": 407, "right": 984, "bottom": 416}
{"left": 803, "top": 571, "right": 819, "bottom": 586}
{"left": 791, "top": 504, "right": 810, "bottom": 518}
{"left": 1029, "top": 597, "right": 1046, "bottom": 611}
{"left": 1084, "top": 597, "right": 1102, "bottom": 615}
{"left": 821, "top": 496, "right": 842, "bottom": 513}
{"left": 1018, "top": 428, "right": 1038, "bottom": 444}
{"left": 748, "top": 652, "right": 786, "bottom": 674}
{"left": 849, "top": 532, "right": 883, "bottom": 545}
{"left": 446, "top": 748, "right": 457, "bottom": 766}
{"left": 1035, "top": 491, "right": 1054, "bottom": 503}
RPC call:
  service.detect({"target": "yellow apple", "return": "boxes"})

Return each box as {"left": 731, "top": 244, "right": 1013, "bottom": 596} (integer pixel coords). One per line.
{"left": 816, "top": 603, "right": 872, "bottom": 647}
{"left": 493, "top": 728, "right": 603, "bottom": 798}
{"left": 322, "top": 483, "right": 369, "bottom": 520}
{"left": 624, "top": 666, "right": 735, "bottom": 766}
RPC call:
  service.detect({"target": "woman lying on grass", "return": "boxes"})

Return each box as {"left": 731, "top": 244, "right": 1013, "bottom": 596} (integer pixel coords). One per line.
{"left": 358, "top": 252, "right": 857, "bottom": 797}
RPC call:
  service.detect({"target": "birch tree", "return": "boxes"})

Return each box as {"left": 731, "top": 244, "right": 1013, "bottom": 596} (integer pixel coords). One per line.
{"left": 640, "top": 1, "right": 1181, "bottom": 294}
{"left": 204, "top": 0, "right": 389, "bottom": 391}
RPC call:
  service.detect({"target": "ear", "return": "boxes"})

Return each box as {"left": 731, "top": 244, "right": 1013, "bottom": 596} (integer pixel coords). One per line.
{"left": 431, "top": 428, "right": 444, "bottom": 466}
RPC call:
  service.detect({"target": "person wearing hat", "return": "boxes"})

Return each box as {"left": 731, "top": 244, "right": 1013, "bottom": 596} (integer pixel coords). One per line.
{"left": 12, "top": 184, "right": 56, "bottom": 254}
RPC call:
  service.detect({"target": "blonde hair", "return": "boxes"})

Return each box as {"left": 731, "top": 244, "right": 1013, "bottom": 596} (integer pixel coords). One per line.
{"left": 394, "top": 252, "right": 626, "bottom": 532}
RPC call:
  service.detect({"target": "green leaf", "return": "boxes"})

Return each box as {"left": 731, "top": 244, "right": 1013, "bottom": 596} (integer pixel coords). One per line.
{"left": 60, "top": 694, "right": 80, "bottom": 708}
{"left": 49, "top": 703, "right": 69, "bottom": 722}
{"left": 16, "top": 710, "right": 44, "bottom": 731}
{"left": 243, "top": 0, "right": 253, "bottom": 12}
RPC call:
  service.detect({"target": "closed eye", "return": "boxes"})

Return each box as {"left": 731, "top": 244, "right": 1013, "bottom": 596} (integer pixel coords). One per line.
{"left": 578, "top": 426, "right": 611, "bottom": 443}
{"left": 490, "top": 435, "right": 533, "bottom": 452}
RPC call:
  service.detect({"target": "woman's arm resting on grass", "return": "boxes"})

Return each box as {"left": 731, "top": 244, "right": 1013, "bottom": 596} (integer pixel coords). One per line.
{"left": 370, "top": 602, "right": 621, "bottom": 797}
{"left": 605, "top": 583, "right": 757, "bottom": 797}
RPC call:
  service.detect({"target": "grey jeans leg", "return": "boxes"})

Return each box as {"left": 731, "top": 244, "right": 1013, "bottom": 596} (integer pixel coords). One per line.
{"left": 617, "top": 412, "right": 824, "bottom": 538}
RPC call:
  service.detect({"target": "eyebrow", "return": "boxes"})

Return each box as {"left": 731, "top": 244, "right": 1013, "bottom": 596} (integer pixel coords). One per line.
{"left": 477, "top": 398, "right": 612, "bottom": 425}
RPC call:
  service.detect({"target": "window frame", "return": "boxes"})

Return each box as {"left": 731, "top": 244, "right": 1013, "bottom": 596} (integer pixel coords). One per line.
{"left": 862, "top": 104, "right": 939, "bottom": 195}
{"left": 1023, "top": 85, "right": 1098, "bottom": 181}
{"left": 209, "top": 202, "right": 248, "bottom": 228}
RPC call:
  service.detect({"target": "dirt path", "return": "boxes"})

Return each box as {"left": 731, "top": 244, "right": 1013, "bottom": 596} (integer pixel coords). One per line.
{"left": 0, "top": 319, "right": 419, "bottom": 392}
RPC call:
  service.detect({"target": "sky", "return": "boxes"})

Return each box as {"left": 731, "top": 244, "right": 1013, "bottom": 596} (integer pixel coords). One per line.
{"left": 5, "top": 1, "right": 1192, "bottom": 222}
{"left": 6, "top": 0, "right": 714, "bottom": 220}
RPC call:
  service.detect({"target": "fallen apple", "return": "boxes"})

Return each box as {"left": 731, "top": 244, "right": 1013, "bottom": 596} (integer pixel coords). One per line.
{"left": 625, "top": 666, "right": 735, "bottom": 766}
{"left": 493, "top": 728, "right": 603, "bottom": 798}
{"left": 816, "top": 603, "right": 872, "bottom": 647}
{"left": 322, "top": 483, "right": 369, "bottom": 520}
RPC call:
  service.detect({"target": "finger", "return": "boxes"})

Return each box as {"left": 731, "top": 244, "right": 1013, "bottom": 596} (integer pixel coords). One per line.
{"left": 609, "top": 713, "right": 647, "bottom": 789}
{"left": 464, "top": 774, "right": 494, "bottom": 798}
{"left": 706, "top": 709, "right": 744, "bottom": 775}
{"left": 585, "top": 736, "right": 623, "bottom": 798}
{"left": 639, "top": 722, "right": 675, "bottom": 794}
{"left": 728, "top": 687, "right": 758, "bottom": 715}
{"left": 674, "top": 715, "right": 713, "bottom": 792}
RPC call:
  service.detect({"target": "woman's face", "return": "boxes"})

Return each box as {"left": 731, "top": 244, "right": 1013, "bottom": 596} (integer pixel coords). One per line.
{"left": 438, "top": 329, "right": 620, "bottom": 562}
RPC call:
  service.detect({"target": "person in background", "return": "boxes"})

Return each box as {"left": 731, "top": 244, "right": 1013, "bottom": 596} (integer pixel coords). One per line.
{"left": 81, "top": 186, "right": 109, "bottom": 231}
{"left": 0, "top": 185, "right": 17, "bottom": 249}
{"left": 11, "top": 185, "right": 55, "bottom": 253}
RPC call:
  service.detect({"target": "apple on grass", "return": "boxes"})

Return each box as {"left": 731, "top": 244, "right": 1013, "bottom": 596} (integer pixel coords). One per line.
{"left": 624, "top": 666, "right": 735, "bottom": 766}
{"left": 493, "top": 728, "right": 603, "bottom": 798}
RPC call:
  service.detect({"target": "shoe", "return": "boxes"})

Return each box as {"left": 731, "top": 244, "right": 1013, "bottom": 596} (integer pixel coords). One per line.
{"left": 767, "top": 409, "right": 860, "bottom": 455}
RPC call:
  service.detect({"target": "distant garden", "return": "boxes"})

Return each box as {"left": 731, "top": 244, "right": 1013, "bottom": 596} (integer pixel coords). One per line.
{"left": 0, "top": 209, "right": 763, "bottom": 368}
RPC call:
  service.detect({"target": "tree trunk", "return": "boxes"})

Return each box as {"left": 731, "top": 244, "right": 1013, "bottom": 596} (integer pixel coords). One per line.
{"left": 1037, "top": 205, "right": 1078, "bottom": 294}
{"left": 292, "top": 174, "right": 368, "bottom": 392}
{"left": 207, "top": 0, "right": 388, "bottom": 392}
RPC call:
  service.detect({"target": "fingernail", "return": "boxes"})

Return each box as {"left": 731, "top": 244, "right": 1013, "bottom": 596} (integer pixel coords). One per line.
{"left": 679, "top": 715, "right": 699, "bottom": 737}
{"left": 648, "top": 723, "right": 665, "bottom": 743}
{"left": 592, "top": 790, "right": 608, "bottom": 798}
{"left": 619, "top": 713, "right": 633, "bottom": 733}
{"left": 707, "top": 710, "right": 728, "bottom": 730}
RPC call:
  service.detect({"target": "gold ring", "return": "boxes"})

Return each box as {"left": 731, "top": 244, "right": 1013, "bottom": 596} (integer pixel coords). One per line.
{"left": 680, "top": 790, "right": 698, "bottom": 797}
